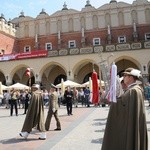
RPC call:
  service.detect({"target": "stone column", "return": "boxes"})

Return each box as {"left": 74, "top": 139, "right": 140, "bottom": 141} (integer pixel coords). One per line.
{"left": 67, "top": 70, "right": 74, "bottom": 81}
{"left": 5, "top": 75, "right": 13, "bottom": 86}
{"left": 35, "top": 73, "right": 42, "bottom": 84}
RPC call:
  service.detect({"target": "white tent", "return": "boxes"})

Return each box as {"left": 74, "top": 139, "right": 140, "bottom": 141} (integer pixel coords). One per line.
{"left": 0, "top": 82, "right": 3, "bottom": 95}
{"left": 2, "top": 84, "right": 8, "bottom": 90}
{"left": 0, "top": 82, "right": 8, "bottom": 91}
{"left": 81, "top": 79, "right": 105, "bottom": 87}
{"left": 0, "top": 82, "right": 5, "bottom": 99}
{"left": 60, "top": 78, "right": 65, "bottom": 95}
{"left": 7, "top": 83, "right": 30, "bottom": 90}
{"left": 56, "top": 80, "right": 81, "bottom": 88}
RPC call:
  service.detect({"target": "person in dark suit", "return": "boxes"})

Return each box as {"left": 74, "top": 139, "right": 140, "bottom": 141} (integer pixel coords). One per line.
{"left": 64, "top": 86, "right": 74, "bottom": 116}
{"left": 45, "top": 84, "right": 61, "bottom": 131}
{"left": 84, "top": 86, "right": 90, "bottom": 107}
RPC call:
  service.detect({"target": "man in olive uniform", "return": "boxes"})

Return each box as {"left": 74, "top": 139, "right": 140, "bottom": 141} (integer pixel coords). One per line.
{"left": 19, "top": 84, "right": 46, "bottom": 140}
{"left": 102, "top": 68, "right": 148, "bottom": 150}
{"left": 45, "top": 84, "right": 61, "bottom": 131}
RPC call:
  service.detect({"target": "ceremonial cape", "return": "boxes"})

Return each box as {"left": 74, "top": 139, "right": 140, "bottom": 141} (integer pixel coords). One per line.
{"left": 102, "top": 84, "right": 148, "bottom": 150}
{"left": 21, "top": 90, "right": 45, "bottom": 132}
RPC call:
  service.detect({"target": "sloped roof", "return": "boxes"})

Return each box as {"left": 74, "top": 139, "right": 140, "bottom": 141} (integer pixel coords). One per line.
{"left": 36, "top": 9, "right": 49, "bottom": 19}
{"left": 11, "top": 16, "right": 34, "bottom": 24}
{"left": 81, "top": 6, "right": 96, "bottom": 12}
{"left": 51, "top": 9, "right": 79, "bottom": 17}
{"left": 36, "top": 13, "right": 49, "bottom": 19}
{"left": 98, "top": 2, "right": 131, "bottom": 10}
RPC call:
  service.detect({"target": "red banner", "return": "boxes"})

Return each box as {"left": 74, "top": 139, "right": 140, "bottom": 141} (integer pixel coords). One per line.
{"left": 92, "top": 71, "right": 99, "bottom": 104}
{"left": 0, "top": 50, "right": 48, "bottom": 61}
{"left": 16, "top": 50, "right": 48, "bottom": 59}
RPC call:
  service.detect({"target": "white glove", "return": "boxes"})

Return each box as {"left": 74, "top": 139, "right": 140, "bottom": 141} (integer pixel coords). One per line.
{"left": 52, "top": 108, "right": 56, "bottom": 113}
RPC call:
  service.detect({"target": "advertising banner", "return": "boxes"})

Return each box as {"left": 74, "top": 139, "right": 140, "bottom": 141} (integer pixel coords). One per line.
{"left": 0, "top": 50, "right": 48, "bottom": 61}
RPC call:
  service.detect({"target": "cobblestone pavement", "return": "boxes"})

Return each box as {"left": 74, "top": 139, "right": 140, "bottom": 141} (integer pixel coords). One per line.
{"left": 0, "top": 102, "right": 150, "bottom": 150}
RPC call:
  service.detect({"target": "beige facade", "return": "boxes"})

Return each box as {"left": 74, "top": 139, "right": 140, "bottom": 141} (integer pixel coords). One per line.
{"left": 0, "top": 0, "right": 150, "bottom": 89}
{"left": 13, "top": 1, "right": 150, "bottom": 38}
{"left": 0, "top": 46, "right": 150, "bottom": 89}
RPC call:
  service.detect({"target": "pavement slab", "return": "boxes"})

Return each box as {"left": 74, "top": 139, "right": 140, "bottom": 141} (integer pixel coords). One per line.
{"left": 0, "top": 102, "right": 150, "bottom": 150}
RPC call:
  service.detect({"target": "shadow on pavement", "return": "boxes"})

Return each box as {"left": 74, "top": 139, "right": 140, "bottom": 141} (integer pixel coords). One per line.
{"left": 91, "top": 138, "right": 103, "bottom": 144}
{"left": 1, "top": 137, "right": 39, "bottom": 145}
{"left": 0, "top": 115, "right": 12, "bottom": 118}
{"left": 93, "top": 118, "right": 107, "bottom": 127}
{"left": 93, "top": 118, "right": 107, "bottom": 121}
{"left": 93, "top": 121, "right": 106, "bottom": 126}
{"left": 95, "top": 129, "right": 105, "bottom": 133}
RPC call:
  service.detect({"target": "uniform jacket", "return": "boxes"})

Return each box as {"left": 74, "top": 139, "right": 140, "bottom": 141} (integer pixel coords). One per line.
{"left": 49, "top": 91, "right": 59, "bottom": 111}
{"left": 102, "top": 84, "right": 148, "bottom": 150}
{"left": 21, "top": 90, "right": 45, "bottom": 132}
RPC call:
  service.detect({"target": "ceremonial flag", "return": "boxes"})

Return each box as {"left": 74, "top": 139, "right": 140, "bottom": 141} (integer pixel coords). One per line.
{"left": 109, "top": 62, "right": 117, "bottom": 103}
{"left": 61, "top": 78, "right": 65, "bottom": 96}
{"left": 92, "top": 71, "right": 99, "bottom": 104}
{"left": 89, "top": 77, "right": 93, "bottom": 103}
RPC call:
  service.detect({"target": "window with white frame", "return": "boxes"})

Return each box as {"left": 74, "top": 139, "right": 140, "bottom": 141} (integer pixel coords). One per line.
{"left": 68, "top": 40, "right": 76, "bottom": 48}
{"left": 24, "top": 46, "right": 31, "bottom": 52}
{"left": 118, "top": 36, "right": 126, "bottom": 43}
{"left": 93, "top": 38, "right": 101, "bottom": 46}
{"left": 145, "top": 33, "right": 150, "bottom": 41}
{"left": 45, "top": 43, "right": 52, "bottom": 50}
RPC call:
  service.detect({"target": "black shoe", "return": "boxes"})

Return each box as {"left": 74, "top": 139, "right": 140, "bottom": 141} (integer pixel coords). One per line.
{"left": 39, "top": 137, "right": 46, "bottom": 140}
{"left": 45, "top": 129, "right": 49, "bottom": 131}
{"left": 54, "top": 128, "right": 61, "bottom": 131}
{"left": 71, "top": 113, "right": 73, "bottom": 115}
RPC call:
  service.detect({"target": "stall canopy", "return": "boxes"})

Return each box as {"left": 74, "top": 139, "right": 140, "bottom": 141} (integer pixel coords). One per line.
{"left": 7, "top": 83, "right": 30, "bottom": 90}
{"left": 81, "top": 79, "right": 105, "bottom": 87}
{"left": 0, "top": 82, "right": 8, "bottom": 91}
{"left": 2, "top": 84, "right": 8, "bottom": 90}
{"left": 56, "top": 80, "right": 81, "bottom": 88}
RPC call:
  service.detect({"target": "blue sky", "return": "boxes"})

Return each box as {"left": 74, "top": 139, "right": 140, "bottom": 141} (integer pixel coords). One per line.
{"left": 0, "top": 0, "right": 138, "bottom": 20}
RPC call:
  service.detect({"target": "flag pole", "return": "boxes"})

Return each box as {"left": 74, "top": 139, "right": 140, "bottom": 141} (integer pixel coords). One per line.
{"left": 29, "top": 76, "right": 31, "bottom": 88}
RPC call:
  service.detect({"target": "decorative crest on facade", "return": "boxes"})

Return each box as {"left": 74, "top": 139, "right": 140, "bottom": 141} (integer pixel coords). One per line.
{"left": 62, "top": 2, "right": 68, "bottom": 10}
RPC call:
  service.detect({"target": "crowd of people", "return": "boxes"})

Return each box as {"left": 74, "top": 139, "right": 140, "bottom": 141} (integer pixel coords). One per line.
{"left": 0, "top": 68, "right": 150, "bottom": 146}
{"left": 2, "top": 88, "right": 31, "bottom": 116}
{"left": 1, "top": 80, "right": 150, "bottom": 116}
{"left": 0, "top": 86, "right": 91, "bottom": 117}
{"left": 19, "top": 83, "right": 92, "bottom": 140}
{"left": 0, "top": 83, "right": 95, "bottom": 140}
